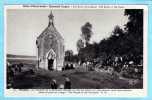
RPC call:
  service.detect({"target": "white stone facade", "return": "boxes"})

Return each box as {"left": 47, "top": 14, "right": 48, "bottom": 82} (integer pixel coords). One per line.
{"left": 36, "top": 12, "right": 64, "bottom": 70}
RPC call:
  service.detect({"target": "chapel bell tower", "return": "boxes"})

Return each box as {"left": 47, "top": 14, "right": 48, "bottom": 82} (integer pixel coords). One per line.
{"left": 48, "top": 11, "right": 54, "bottom": 27}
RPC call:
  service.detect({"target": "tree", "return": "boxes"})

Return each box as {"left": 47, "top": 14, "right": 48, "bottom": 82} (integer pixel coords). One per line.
{"left": 77, "top": 22, "right": 96, "bottom": 63}
{"left": 81, "top": 22, "right": 93, "bottom": 46}
{"left": 97, "top": 9, "right": 143, "bottom": 58}
{"left": 76, "top": 39, "right": 85, "bottom": 52}
{"left": 64, "top": 50, "right": 73, "bottom": 62}
{"left": 124, "top": 9, "right": 143, "bottom": 56}
{"left": 76, "top": 9, "right": 143, "bottom": 65}
{"left": 112, "top": 25, "right": 124, "bottom": 37}
{"left": 65, "top": 50, "right": 73, "bottom": 57}
{"left": 124, "top": 9, "right": 143, "bottom": 36}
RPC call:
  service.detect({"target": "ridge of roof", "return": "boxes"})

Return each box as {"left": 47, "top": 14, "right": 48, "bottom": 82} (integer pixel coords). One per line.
{"left": 37, "top": 25, "right": 64, "bottom": 41}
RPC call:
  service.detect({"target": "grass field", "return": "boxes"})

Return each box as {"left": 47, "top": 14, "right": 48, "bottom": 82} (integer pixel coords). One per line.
{"left": 7, "top": 59, "right": 143, "bottom": 89}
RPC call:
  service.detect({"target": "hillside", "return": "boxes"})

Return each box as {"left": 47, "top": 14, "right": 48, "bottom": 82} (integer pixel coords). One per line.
{"left": 7, "top": 54, "right": 36, "bottom": 59}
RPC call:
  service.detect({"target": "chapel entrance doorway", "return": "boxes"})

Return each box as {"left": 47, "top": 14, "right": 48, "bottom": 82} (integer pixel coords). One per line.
{"left": 48, "top": 59, "right": 54, "bottom": 70}
{"left": 46, "top": 49, "right": 56, "bottom": 71}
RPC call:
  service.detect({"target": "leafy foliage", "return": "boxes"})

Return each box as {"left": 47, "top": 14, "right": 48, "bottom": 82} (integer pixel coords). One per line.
{"left": 81, "top": 22, "right": 93, "bottom": 45}
{"left": 77, "top": 9, "right": 143, "bottom": 63}
{"left": 65, "top": 50, "right": 79, "bottom": 62}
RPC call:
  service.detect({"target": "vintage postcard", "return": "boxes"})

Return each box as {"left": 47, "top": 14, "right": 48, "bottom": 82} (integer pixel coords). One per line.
{"left": 4, "top": 4, "right": 148, "bottom": 97}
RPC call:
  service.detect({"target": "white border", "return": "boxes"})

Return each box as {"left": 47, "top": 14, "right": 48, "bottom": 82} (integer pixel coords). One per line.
{"left": 4, "top": 4, "right": 148, "bottom": 97}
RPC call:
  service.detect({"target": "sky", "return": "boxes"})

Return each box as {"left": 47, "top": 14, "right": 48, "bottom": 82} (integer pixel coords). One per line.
{"left": 6, "top": 9, "right": 128, "bottom": 56}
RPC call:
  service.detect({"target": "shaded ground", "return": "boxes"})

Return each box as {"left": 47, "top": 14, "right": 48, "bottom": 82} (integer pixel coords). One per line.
{"left": 9, "top": 66, "right": 143, "bottom": 89}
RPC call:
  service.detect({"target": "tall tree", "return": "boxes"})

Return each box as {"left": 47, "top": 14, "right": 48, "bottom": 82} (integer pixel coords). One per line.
{"left": 124, "top": 9, "right": 143, "bottom": 56}
{"left": 81, "top": 22, "right": 93, "bottom": 46}
{"left": 124, "top": 9, "right": 143, "bottom": 37}
{"left": 76, "top": 39, "right": 85, "bottom": 52}
{"left": 112, "top": 25, "right": 124, "bottom": 37}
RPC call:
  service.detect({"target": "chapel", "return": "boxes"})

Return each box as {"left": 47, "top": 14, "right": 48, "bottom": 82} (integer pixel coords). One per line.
{"left": 36, "top": 11, "right": 64, "bottom": 70}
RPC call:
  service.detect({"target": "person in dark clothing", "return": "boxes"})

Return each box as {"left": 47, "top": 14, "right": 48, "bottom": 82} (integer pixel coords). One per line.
{"left": 65, "top": 64, "right": 69, "bottom": 70}
{"left": 64, "top": 77, "right": 71, "bottom": 89}
{"left": 9, "top": 68, "right": 14, "bottom": 78}
{"left": 7, "top": 68, "right": 15, "bottom": 89}
{"left": 14, "top": 64, "right": 18, "bottom": 72}
{"left": 70, "top": 64, "right": 74, "bottom": 69}
{"left": 18, "top": 63, "right": 23, "bottom": 72}
{"left": 50, "top": 79, "right": 57, "bottom": 89}
{"left": 18, "top": 65, "right": 22, "bottom": 72}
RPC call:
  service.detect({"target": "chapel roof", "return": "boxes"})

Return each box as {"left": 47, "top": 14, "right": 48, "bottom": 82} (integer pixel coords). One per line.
{"left": 37, "top": 11, "right": 64, "bottom": 41}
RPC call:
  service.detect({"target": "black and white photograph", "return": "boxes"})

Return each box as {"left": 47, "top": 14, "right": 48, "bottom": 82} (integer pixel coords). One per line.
{"left": 5, "top": 5, "right": 147, "bottom": 96}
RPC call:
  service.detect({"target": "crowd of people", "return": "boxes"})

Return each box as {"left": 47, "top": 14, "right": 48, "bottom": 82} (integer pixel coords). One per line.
{"left": 7, "top": 54, "right": 143, "bottom": 89}
{"left": 7, "top": 61, "right": 72, "bottom": 89}
{"left": 62, "top": 63, "right": 75, "bottom": 71}
{"left": 7, "top": 62, "right": 35, "bottom": 89}
{"left": 79, "top": 55, "right": 143, "bottom": 79}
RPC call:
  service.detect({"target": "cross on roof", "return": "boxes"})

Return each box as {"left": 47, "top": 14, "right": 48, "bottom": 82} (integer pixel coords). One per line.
{"left": 48, "top": 11, "right": 54, "bottom": 20}
{"left": 48, "top": 11, "right": 54, "bottom": 27}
